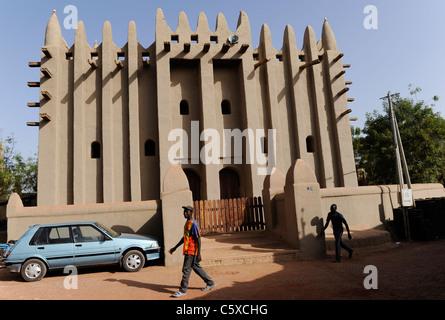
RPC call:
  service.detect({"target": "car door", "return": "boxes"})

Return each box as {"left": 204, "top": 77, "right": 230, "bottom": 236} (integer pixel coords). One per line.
{"left": 72, "top": 224, "right": 116, "bottom": 267}
{"left": 32, "top": 226, "right": 75, "bottom": 269}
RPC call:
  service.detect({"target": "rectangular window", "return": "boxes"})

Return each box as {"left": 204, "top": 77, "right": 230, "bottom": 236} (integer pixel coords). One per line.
{"left": 171, "top": 35, "right": 179, "bottom": 43}
{"left": 32, "top": 227, "right": 72, "bottom": 245}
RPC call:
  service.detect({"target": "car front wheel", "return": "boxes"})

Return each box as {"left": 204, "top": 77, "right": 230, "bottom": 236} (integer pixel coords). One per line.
{"left": 21, "top": 259, "right": 47, "bottom": 282}
{"left": 122, "top": 250, "right": 145, "bottom": 272}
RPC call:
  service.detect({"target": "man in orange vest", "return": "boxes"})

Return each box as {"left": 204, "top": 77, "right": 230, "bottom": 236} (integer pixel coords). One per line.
{"left": 169, "top": 205, "right": 216, "bottom": 297}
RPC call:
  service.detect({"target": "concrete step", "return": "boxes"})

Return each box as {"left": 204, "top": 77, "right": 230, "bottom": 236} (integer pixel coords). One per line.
{"left": 200, "top": 231, "right": 301, "bottom": 266}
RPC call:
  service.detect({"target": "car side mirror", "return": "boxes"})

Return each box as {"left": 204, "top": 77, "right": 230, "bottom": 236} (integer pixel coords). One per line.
{"left": 7, "top": 240, "right": 16, "bottom": 245}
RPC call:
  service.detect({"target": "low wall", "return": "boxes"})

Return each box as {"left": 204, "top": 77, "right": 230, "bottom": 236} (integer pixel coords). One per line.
{"left": 266, "top": 182, "right": 445, "bottom": 242}
{"left": 320, "top": 183, "right": 445, "bottom": 229}
{"left": 6, "top": 193, "right": 162, "bottom": 242}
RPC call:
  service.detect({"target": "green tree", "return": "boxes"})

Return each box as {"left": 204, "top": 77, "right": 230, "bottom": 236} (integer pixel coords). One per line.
{"left": 0, "top": 136, "right": 38, "bottom": 202}
{"left": 354, "top": 87, "right": 445, "bottom": 186}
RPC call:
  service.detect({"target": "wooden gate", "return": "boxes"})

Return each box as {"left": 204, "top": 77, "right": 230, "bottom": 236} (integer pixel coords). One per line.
{"left": 193, "top": 197, "right": 264, "bottom": 235}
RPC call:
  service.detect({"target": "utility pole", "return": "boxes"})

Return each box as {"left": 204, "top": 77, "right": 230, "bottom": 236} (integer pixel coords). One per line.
{"left": 383, "top": 92, "right": 412, "bottom": 241}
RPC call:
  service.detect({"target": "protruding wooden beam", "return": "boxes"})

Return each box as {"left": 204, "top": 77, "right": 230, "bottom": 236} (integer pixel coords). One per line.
{"left": 345, "top": 81, "right": 353, "bottom": 85}
{"left": 333, "top": 70, "right": 346, "bottom": 80}
{"left": 347, "top": 98, "right": 355, "bottom": 102}
{"left": 239, "top": 43, "right": 249, "bottom": 53}
{"left": 41, "top": 91, "right": 52, "bottom": 100}
{"left": 115, "top": 60, "right": 124, "bottom": 68}
{"left": 27, "top": 82, "right": 40, "bottom": 87}
{"left": 88, "top": 59, "right": 98, "bottom": 69}
{"left": 28, "top": 62, "right": 41, "bottom": 68}
{"left": 333, "top": 52, "right": 343, "bottom": 62}
{"left": 42, "top": 47, "right": 53, "bottom": 58}
{"left": 299, "top": 59, "right": 321, "bottom": 70}
{"left": 183, "top": 42, "right": 191, "bottom": 52}
{"left": 339, "top": 109, "right": 352, "bottom": 117}
{"left": 337, "top": 87, "right": 349, "bottom": 96}
{"left": 221, "top": 43, "right": 230, "bottom": 53}
{"left": 27, "top": 122, "right": 40, "bottom": 127}
{"left": 343, "top": 64, "right": 351, "bottom": 68}
{"left": 254, "top": 58, "right": 270, "bottom": 69}
{"left": 27, "top": 102, "right": 40, "bottom": 107}
{"left": 203, "top": 43, "right": 210, "bottom": 52}
{"left": 40, "top": 113, "right": 52, "bottom": 121}
{"left": 164, "top": 41, "right": 171, "bottom": 52}
{"left": 41, "top": 67, "right": 53, "bottom": 78}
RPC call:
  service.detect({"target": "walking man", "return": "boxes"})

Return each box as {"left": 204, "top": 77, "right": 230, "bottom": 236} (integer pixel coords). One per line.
{"left": 169, "top": 205, "right": 216, "bottom": 297}
{"left": 322, "top": 204, "right": 353, "bottom": 262}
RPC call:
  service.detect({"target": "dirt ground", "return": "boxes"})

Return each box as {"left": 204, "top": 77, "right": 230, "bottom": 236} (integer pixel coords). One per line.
{"left": 0, "top": 239, "right": 444, "bottom": 301}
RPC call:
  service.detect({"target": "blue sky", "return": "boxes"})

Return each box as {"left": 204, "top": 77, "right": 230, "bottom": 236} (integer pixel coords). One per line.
{"left": 1, "top": 0, "right": 444, "bottom": 158}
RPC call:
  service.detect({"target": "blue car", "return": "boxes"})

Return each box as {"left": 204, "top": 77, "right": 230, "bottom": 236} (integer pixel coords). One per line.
{"left": 0, "top": 221, "right": 161, "bottom": 282}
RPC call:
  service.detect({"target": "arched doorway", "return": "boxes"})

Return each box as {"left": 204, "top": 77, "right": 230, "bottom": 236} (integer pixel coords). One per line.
{"left": 184, "top": 169, "right": 201, "bottom": 201}
{"left": 219, "top": 168, "right": 240, "bottom": 200}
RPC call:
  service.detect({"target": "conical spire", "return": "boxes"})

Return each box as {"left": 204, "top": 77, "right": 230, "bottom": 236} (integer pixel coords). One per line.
{"left": 215, "top": 12, "right": 231, "bottom": 34}
{"left": 236, "top": 11, "right": 252, "bottom": 46}
{"left": 196, "top": 11, "right": 211, "bottom": 34}
{"left": 176, "top": 11, "right": 192, "bottom": 33}
{"left": 44, "top": 10, "right": 64, "bottom": 46}
{"left": 283, "top": 24, "right": 298, "bottom": 51}
{"left": 74, "top": 20, "right": 87, "bottom": 44}
{"left": 303, "top": 25, "right": 317, "bottom": 54}
{"left": 156, "top": 8, "right": 173, "bottom": 34}
{"left": 128, "top": 20, "right": 137, "bottom": 43}
{"left": 322, "top": 18, "right": 337, "bottom": 51}
{"left": 102, "top": 20, "right": 113, "bottom": 44}
{"left": 259, "top": 23, "right": 275, "bottom": 58}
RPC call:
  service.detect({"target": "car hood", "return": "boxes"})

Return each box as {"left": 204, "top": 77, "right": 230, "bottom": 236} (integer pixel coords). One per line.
{"left": 115, "top": 233, "right": 157, "bottom": 242}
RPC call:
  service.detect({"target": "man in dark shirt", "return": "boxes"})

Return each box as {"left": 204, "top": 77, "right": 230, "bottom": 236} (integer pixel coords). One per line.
{"left": 323, "top": 204, "right": 353, "bottom": 262}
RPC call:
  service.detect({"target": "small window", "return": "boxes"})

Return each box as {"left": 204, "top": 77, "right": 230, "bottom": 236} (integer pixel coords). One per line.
{"left": 276, "top": 54, "right": 283, "bottom": 62}
{"left": 221, "top": 99, "right": 231, "bottom": 115}
{"left": 91, "top": 52, "right": 99, "bottom": 60}
{"left": 306, "top": 135, "right": 316, "bottom": 153}
{"left": 210, "top": 35, "right": 218, "bottom": 44}
{"left": 142, "top": 52, "right": 150, "bottom": 61}
{"left": 91, "top": 141, "right": 101, "bottom": 159}
{"left": 117, "top": 52, "right": 125, "bottom": 61}
{"left": 299, "top": 54, "right": 305, "bottom": 62}
{"left": 66, "top": 52, "right": 73, "bottom": 60}
{"left": 180, "top": 100, "right": 189, "bottom": 115}
{"left": 171, "top": 35, "right": 179, "bottom": 43}
{"left": 145, "top": 140, "right": 155, "bottom": 156}
{"left": 191, "top": 34, "right": 199, "bottom": 43}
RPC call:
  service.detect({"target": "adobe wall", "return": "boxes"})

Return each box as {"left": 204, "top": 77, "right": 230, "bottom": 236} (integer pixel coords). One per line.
{"left": 6, "top": 193, "right": 161, "bottom": 242}
{"left": 319, "top": 183, "right": 445, "bottom": 229}
{"left": 263, "top": 162, "right": 445, "bottom": 250}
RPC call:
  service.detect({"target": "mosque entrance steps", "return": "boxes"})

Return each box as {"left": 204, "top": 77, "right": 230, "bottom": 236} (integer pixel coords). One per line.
{"left": 200, "top": 231, "right": 301, "bottom": 267}
{"left": 200, "top": 227, "right": 392, "bottom": 266}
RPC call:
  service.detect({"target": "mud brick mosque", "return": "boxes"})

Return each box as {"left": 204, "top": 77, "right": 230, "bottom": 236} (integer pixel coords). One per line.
{"left": 7, "top": 9, "right": 444, "bottom": 265}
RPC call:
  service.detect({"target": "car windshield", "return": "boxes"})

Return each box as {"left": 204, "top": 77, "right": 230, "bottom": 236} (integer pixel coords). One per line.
{"left": 95, "top": 223, "right": 120, "bottom": 238}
